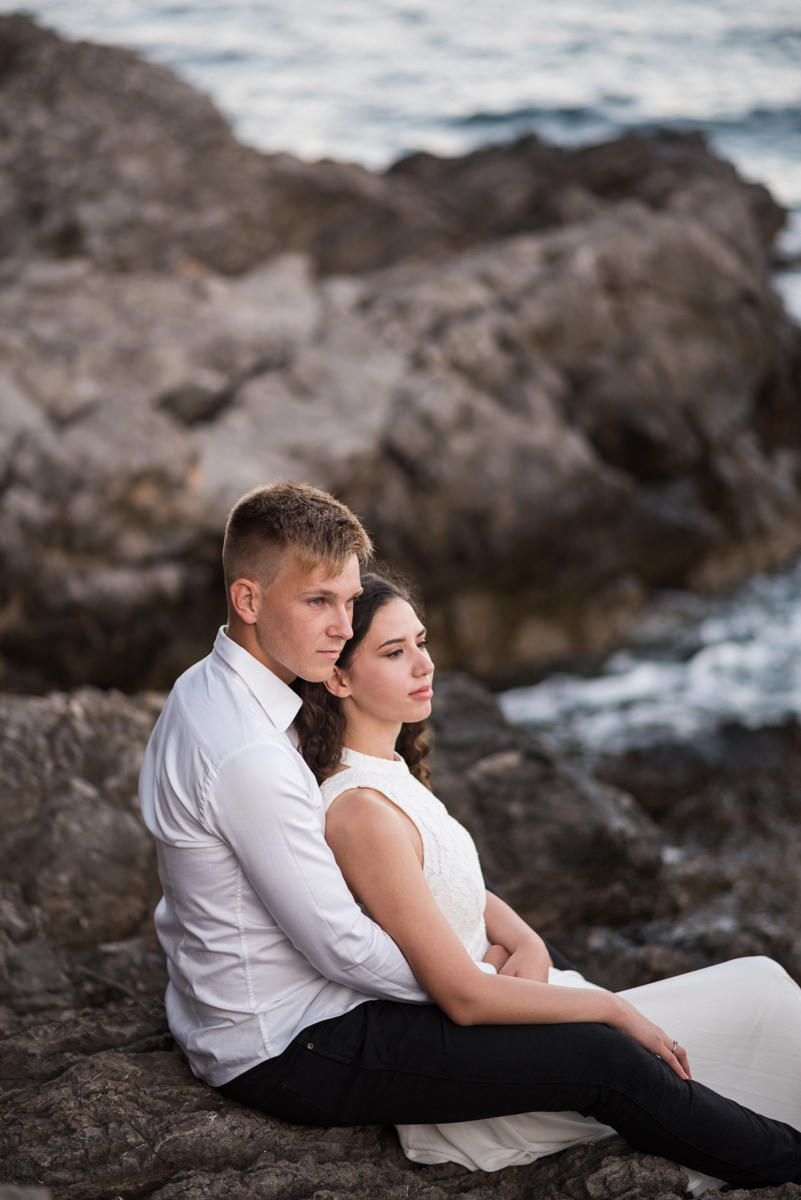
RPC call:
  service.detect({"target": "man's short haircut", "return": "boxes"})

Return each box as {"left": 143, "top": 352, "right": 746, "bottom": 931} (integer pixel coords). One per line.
{"left": 222, "top": 481, "right": 372, "bottom": 589}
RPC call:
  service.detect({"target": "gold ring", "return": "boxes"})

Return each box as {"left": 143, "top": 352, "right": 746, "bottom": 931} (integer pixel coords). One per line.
{"left": 671, "top": 1040, "right": 677, "bottom": 1053}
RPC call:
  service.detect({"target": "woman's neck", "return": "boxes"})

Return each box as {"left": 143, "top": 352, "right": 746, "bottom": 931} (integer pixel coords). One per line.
{"left": 341, "top": 713, "right": 401, "bottom": 762}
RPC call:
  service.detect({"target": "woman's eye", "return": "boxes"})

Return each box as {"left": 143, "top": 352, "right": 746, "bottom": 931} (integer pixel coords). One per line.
{"left": 386, "top": 648, "right": 403, "bottom": 658}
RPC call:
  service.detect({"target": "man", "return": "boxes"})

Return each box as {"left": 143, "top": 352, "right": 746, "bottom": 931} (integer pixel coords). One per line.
{"left": 139, "top": 481, "right": 801, "bottom": 1184}
{"left": 139, "top": 481, "right": 428, "bottom": 1088}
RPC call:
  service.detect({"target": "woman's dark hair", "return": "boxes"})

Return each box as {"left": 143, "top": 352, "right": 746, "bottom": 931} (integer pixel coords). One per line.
{"left": 294, "top": 571, "right": 432, "bottom": 788}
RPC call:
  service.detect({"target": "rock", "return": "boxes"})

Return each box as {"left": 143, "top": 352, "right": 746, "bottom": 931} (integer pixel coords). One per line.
{"left": 0, "top": 998, "right": 170, "bottom": 1091}
{"left": 0, "top": 688, "right": 162, "bottom": 962}
{"left": 2, "top": 16, "right": 800, "bottom": 691}
{"left": 594, "top": 719, "right": 801, "bottom": 825}
{"left": 1, "top": 15, "right": 784, "bottom": 280}
{"left": 2, "top": 197, "right": 800, "bottom": 690}
{"left": 0, "top": 13, "right": 431, "bottom": 275}
{"left": 0, "top": 1188, "right": 54, "bottom": 1200}
{"left": 390, "top": 127, "right": 784, "bottom": 267}
{"left": 0, "top": 685, "right": 168, "bottom": 1037}
{"left": 2, "top": 679, "right": 801, "bottom": 1197}
{"left": 429, "top": 677, "right": 671, "bottom": 933}
{"left": 0, "top": 1037, "right": 688, "bottom": 1200}
{"left": 590, "top": 719, "right": 801, "bottom": 982}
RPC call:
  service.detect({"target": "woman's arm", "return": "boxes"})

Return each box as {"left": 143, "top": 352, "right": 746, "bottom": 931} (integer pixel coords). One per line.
{"left": 325, "top": 787, "right": 690, "bottom": 1080}
{"left": 483, "top": 890, "right": 552, "bottom": 982}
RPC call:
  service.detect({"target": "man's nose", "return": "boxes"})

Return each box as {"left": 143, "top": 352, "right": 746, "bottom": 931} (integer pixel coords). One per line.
{"left": 330, "top": 605, "right": 353, "bottom": 640}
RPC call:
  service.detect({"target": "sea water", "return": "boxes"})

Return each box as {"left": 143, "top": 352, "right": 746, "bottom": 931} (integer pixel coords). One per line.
{"left": 500, "top": 559, "right": 801, "bottom": 755}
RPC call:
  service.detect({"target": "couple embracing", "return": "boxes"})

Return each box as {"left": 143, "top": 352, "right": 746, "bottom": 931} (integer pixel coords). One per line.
{"left": 140, "top": 481, "right": 801, "bottom": 1190}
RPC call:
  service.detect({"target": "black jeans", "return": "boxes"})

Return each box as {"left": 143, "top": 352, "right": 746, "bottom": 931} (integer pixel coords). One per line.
{"left": 218, "top": 999, "right": 801, "bottom": 1188}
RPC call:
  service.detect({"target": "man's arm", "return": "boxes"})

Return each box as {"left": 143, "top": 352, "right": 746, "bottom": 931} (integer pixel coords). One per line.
{"left": 206, "top": 741, "right": 429, "bottom": 1003}
{"left": 484, "top": 880, "right": 580, "bottom": 973}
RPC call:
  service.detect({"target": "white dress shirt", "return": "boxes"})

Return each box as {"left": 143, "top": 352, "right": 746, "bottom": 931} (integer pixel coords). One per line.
{"left": 139, "top": 627, "right": 429, "bottom": 1086}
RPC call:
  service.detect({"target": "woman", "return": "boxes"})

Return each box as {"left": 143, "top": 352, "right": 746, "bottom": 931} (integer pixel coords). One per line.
{"left": 295, "top": 572, "right": 801, "bottom": 1190}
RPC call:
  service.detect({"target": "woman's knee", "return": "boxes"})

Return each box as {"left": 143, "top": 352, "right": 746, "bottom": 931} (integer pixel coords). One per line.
{"left": 718, "top": 955, "right": 793, "bottom": 991}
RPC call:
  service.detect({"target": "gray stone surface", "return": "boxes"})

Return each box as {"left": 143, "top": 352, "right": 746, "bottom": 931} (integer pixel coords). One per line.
{"left": 0, "top": 1188, "right": 54, "bottom": 1200}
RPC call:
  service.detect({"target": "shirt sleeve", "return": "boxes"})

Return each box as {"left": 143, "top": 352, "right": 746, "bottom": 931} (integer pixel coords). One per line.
{"left": 205, "top": 739, "right": 430, "bottom": 1004}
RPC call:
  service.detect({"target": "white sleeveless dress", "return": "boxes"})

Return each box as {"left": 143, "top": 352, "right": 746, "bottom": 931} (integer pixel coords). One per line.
{"left": 320, "top": 748, "right": 801, "bottom": 1192}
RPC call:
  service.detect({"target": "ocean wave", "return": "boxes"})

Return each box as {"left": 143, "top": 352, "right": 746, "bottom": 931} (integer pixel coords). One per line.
{"left": 449, "top": 100, "right": 801, "bottom": 139}
{"left": 448, "top": 103, "right": 619, "bottom": 130}
{"left": 501, "top": 555, "right": 801, "bottom": 755}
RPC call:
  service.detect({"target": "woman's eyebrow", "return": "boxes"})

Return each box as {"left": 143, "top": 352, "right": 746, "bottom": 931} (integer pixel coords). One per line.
{"left": 377, "top": 627, "right": 426, "bottom": 650}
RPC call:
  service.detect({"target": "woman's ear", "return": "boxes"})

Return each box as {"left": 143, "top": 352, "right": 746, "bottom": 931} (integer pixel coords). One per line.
{"left": 324, "top": 665, "right": 351, "bottom": 698}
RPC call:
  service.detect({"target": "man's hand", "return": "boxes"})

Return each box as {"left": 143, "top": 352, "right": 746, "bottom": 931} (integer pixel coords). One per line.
{"left": 484, "top": 890, "right": 553, "bottom": 983}
{"left": 482, "top": 943, "right": 511, "bottom": 972}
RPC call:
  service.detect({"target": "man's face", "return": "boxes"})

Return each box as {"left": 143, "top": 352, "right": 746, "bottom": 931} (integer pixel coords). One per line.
{"left": 250, "top": 552, "right": 362, "bottom": 684}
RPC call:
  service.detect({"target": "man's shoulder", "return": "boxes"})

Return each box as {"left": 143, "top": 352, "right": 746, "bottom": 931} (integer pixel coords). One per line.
{"left": 167, "top": 650, "right": 288, "bottom": 760}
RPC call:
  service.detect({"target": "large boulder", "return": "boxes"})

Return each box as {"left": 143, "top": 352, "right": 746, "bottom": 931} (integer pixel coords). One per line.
{"left": 0, "top": 14, "right": 455, "bottom": 275}
{"left": 1, "top": 13, "right": 800, "bottom": 695}
{"left": 2, "top": 205, "right": 800, "bottom": 691}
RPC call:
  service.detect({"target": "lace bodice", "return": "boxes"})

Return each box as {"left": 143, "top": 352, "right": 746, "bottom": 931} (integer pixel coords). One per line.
{"left": 320, "top": 747, "right": 491, "bottom": 962}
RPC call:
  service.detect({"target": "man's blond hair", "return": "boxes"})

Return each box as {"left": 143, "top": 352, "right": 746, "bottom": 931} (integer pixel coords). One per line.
{"left": 222, "top": 481, "right": 372, "bottom": 591}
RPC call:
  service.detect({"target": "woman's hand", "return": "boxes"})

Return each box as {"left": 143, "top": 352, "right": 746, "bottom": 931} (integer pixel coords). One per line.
{"left": 608, "top": 994, "right": 692, "bottom": 1080}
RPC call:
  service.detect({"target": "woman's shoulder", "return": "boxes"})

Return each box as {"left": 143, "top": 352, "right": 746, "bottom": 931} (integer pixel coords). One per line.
{"left": 325, "top": 783, "right": 424, "bottom": 865}
{"left": 325, "top": 782, "right": 415, "bottom": 840}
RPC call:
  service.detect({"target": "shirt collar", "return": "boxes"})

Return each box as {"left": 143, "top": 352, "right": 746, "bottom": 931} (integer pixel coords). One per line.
{"left": 213, "top": 626, "right": 302, "bottom": 733}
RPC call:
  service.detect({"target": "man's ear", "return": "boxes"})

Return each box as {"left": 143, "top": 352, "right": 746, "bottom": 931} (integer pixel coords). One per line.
{"left": 229, "top": 578, "right": 261, "bottom": 625}
{"left": 324, "top": 665, "right": 351, "bottom": 698}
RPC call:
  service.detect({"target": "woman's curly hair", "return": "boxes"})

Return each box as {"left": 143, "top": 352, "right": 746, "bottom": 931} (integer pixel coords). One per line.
{"left": 294, "top": 571, "right": 432, "bottom": 788}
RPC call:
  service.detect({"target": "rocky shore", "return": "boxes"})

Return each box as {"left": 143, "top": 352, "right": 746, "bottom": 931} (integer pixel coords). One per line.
{"left": 2, "top": 11, "right": 801, "bottom": 1199}
{"left": 2, "top": 679, "right": 801, "bottom": 1199}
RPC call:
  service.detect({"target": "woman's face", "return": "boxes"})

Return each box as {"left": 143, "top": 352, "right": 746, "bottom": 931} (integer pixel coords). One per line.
{"left": 336, "top": 597, "right": 434, "bottom": 726}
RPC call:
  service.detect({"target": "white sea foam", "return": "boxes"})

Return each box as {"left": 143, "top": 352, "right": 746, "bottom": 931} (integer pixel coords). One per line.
{"left": 500, "top": 558, "right": 801, "bottom": 753}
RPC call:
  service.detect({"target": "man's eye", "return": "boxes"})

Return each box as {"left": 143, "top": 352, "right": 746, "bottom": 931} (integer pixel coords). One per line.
{"left": 308, "top": 597, "right": 325, "bottom": 607}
